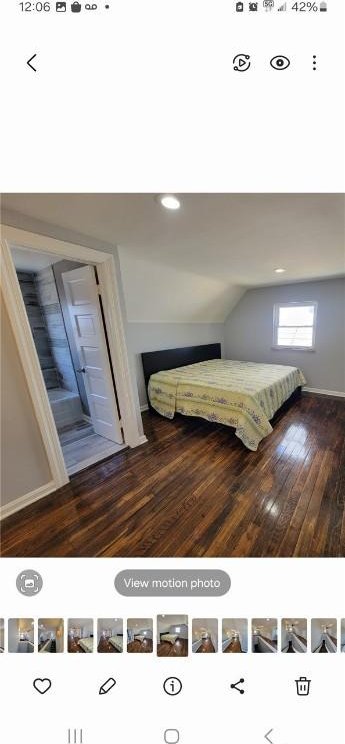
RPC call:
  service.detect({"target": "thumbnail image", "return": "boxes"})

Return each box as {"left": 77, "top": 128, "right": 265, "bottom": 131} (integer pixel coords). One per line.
{"left": 222, "top": 619, "right": 248, "bottom": 653}
{"left": 38, "top": 619, "right": 64, "bottom": 653}
{"left": 127, "top": 619, "right": 153, "bottom": 653}
{"left": 281, "top": 619, "right": 307, "bottom": 653}
{"left": 8, "top": 619, "right": 34, "bottom": 653}
{"left": 97, "top": 619, "right": 123, "bottom": 653}
{"left": 157, "top": 615, "right": 188, "bottom": 657}
{"left": 341, "top": 620, "right": 345, "bottom": 652}
{"left": 0, "top": 620, "right": 4, "bottom": 652}
{"left": 252, "top": 619, "right": 278, "bottom": 653}
{"left": 311, "top": 619, "right": 337, "bottom": 653}
{"left": 68, "top": 619, "right": 94, "bottom": 653}
{"left": 192, "top": 619, "right": 218, "bottom": 653}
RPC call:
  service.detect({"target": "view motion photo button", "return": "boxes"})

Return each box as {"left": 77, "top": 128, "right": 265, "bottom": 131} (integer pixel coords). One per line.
{"left": 114, "top": 570, "right": 231, "bottom": 596}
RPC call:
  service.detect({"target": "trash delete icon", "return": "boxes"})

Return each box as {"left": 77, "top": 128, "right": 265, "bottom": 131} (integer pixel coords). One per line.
{"left": 295, "top": 676, "right": 311, "bottom": 696}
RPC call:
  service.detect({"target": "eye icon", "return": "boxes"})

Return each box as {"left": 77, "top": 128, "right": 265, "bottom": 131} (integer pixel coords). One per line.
{"left": 270, "top": 55, "right": 290, "bottom": 70}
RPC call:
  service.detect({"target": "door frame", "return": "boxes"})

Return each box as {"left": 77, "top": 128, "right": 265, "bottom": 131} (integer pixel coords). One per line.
{"left": 1, "top": 225, "right": 146, "bottom": 502}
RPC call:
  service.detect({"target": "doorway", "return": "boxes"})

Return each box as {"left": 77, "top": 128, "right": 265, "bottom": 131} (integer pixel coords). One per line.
{"left": 13, "top": 247, "right": 125, "bottom": 474}
{"left": 1, "top": 225, "right": 146, "bottom": 517}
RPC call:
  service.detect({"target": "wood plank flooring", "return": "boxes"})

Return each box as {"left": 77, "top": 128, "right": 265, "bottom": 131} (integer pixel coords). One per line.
{"left": 127, "top": 639, "right": 153, "bottom": 653}
{"left": 157, "top": 639, "right": 188, "bottom": 657}
{"left": 195, "top": 638, "right": 216, "bottom": 653}
{"left": 1, "top": 393, "right": 344, "bottom": 557}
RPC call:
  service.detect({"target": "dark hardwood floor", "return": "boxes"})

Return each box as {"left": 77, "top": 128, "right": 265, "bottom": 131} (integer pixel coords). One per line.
{"left": 127, "top": 639, "right": 153, "bottom": 653}
{"left": 195, "top": 638, "right": 216, "bottom": 653}
{"left": 1, "top": 393, "right": 344, "bottom": 557}
{"left": 223, "top": 638, "right": 243, "bottom": 653}
{"left": 157, "top": 639, "right": 188, "bottom": 657}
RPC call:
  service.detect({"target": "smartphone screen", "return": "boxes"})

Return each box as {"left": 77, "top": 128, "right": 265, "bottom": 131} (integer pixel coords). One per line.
{"left": 0, "top": 2, "right": 344, "bottom": 743}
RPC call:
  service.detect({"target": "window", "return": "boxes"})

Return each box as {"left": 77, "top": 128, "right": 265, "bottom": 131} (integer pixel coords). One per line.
{"left": 273, "top": 302, "right": 317, "bottom": 350}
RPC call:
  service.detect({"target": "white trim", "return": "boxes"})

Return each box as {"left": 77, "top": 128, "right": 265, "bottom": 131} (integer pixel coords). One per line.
{"left": 137, "top": 434, "right": 148, "bottom": 445}
{"left": 0, "top": 481, "right": 56, "bottom": 520}
{"left": 140, "top": 404, "right": 149, "bottom": 412}
{"left": 0, "top": 225, "right": 145, "bottom": 515}
{"left": 303, "top": 387, "right": 345, "bottom": 398}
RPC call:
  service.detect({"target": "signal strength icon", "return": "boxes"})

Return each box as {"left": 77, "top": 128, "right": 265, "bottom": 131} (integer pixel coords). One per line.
{"left": 278, "top": 2, "right": 287, "bottom": 9}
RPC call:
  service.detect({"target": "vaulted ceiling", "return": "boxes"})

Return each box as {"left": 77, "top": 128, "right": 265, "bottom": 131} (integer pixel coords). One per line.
{"left": 2, "top": 193, "right": 344, "bottom": 322}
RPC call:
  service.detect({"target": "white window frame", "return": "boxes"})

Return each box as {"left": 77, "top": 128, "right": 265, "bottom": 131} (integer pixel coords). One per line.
{"left": 272, "top": 301, "right": 318, "bottom": 351}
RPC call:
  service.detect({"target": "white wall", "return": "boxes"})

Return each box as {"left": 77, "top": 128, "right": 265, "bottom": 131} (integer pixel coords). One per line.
{"left": 126, "top": 322, "right": 225, "bottom": 407}
{"left": 224, "top": 279, "right": 345, "bottom": 394}
{"left": 1, "top": 296, "right": 52, "bottom": 506}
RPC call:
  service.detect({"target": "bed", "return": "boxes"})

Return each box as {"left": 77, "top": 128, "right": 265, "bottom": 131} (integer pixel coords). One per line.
{"left": 160, "top": 633, "right": 179, "bottom": 644}
{"left": 134, "top": 633, "right": 151, "bottom": 642}
{"left": 142, "top": 344, "right": 306, "bottom": 451}
{"left": 109, "top": 636, "right": 123, "bottom": 652}
{"left": 78, "top": 637, "right": 93, "bottom": 653}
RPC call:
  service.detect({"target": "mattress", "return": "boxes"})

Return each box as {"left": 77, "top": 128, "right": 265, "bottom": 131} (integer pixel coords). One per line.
{"left": 109, "top": 636, "right": 123, "bottom": 651}
{"left": 160, "top": 633, "right": 179, "bottom": 644}
{"left": 78, "top": 637, "right": 93, "bottom": 653}
{"left": 148, "top": 359, "right": 306, "bottom": 451}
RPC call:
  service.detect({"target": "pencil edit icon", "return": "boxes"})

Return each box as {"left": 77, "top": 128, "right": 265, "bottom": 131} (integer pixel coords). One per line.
{"left": 99, "top": 677, "right": 116, "bottom": 695}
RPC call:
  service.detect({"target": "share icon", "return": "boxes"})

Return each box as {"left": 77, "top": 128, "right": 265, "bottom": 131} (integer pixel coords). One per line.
{"left": 230, "top": 677, "right": 245, "bottom": 694}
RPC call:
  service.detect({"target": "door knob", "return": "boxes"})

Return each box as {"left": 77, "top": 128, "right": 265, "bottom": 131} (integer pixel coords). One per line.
{"left": 77, "top": 367, "right": 86, "bottom": 374}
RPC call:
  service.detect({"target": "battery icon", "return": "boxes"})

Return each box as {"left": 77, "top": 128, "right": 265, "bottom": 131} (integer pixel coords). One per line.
{"left": 320, "top": 1, "right": 327, "bottom": 10}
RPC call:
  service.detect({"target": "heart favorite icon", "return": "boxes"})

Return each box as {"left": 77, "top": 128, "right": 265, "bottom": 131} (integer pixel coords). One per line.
{"left": 33, "top": 678, "right": 52, "bottom": 695}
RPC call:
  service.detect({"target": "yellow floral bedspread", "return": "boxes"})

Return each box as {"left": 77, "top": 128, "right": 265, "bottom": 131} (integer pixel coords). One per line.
{"left": 148, "top": 359, "right": 306, "bottom": 451}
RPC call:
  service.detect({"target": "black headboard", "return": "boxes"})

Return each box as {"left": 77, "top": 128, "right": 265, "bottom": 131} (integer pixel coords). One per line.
{"left": 141, "top": 343, "right": 222, "bottom": 391}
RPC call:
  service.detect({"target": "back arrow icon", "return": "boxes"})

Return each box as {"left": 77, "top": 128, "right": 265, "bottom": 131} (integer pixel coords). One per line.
{"left": 27, "top": 54, "right": 37, "bottom": 72}
{"left": 265, "top": 730, "right": 274, "bottom": 743}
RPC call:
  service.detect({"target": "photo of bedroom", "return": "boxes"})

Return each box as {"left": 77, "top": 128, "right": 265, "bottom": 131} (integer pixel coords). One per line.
{"left": 8, "top": 619, "right": 34, "bottom": 653}
{"left": 97, "top": 619, "right": 123, "bottom": 653}
{"left": 127, "top": 619, "right": 153, "bottom": 653}
{"left": 341, "top": 620, "right": 345, "bottom": 652}
{"left": 222, "top": 619, "right": 248, "bottom": 653}
{"left": 281, "top": 618, "right": 307, "bottom": 653}
{"left": 157, "top": 615, "right": 188, "bottom": 657}
{"left": 252, "top": 619, "right": 278, "bottom": 653}
{"left": 311, "top": 619, "right": 337, "bottom": 653}
{"left": 192, "top": 619, "right": 218, "bottom": 653}
{"left": 0, "top": 620, "right": 4, "bottom": 652}
{"left": 68, "top": 619, "right": 94, "bottom": 653}
{"left": 38, "top": 619, "right": 64, "bottom": 653}
{"left": 1, "top": 194, "right": 344, "bottom": 559}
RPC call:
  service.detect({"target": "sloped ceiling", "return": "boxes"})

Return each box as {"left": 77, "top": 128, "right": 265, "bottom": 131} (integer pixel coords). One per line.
{"left": 2, "top": 193, "right": 344, "bottom": 322}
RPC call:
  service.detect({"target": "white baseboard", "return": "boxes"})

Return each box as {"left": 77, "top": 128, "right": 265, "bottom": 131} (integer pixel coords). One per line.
{"left": 137, "top": 434, "right": 148, "bottom": 445}
{"left": 140, "top": 404, "right": 149, "bottom": 412}
{"left": 0, "top": 480, "right": 56, "bottom": 520}
{"left": 303, "top": 387, "right": 345, "bottom": 398}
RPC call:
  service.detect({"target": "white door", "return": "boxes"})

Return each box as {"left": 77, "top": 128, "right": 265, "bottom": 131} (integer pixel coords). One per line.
{"left": 62, "top": 265, "right": 123, "bottom": 444}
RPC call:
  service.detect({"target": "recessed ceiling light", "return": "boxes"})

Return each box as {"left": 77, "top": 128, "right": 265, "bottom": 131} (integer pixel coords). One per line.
{"left": 275, "top": 268, "right": 286, "bottom": 273}
{"left": 158, "top": 194, "right": 181, "bottom": 210}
